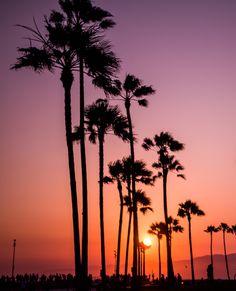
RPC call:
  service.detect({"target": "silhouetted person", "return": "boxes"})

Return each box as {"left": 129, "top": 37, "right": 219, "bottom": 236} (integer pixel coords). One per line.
{"left": 177, "top": 273, "right": 182, "bottom": 286}
{"left": 207, "top": 264, "right": 213, "bottom": 281}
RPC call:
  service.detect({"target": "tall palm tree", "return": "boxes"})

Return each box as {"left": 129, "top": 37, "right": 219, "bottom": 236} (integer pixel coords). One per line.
{"left": 177, "top": 200, "right": 205, "bottom": 284}
{"left": 148, "top": 222, "right": 165, "bottom": 279}
{"left": 103, "top": 159, "right": 124, "bottom": 278}
{"left": 83, "top": 99, "right": 129, "bottom": 282}
{"left": 107, "top": 75, "right": 155, "bottom": 278}
{"left": 12, "top": 11, "right": 83, "bottom": 279}
{"left": 58, "top": 0, "right": 120, "bottom": 278}
{"left": 204, "top": 225, "right": 219, "bottom": 279}
{"left": 142, "top": 132, "right": 185, "bottom": 281}
{"left": 12, "top": 0, "right": 120, "bottom": 280}
{"left": 218, "top": 223, "right": 233, "bottom": 280}
{"left": 122, "top": 157, "right": 153, "bottom": 277}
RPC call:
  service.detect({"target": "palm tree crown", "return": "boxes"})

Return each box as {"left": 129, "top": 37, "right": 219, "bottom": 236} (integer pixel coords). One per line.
{"left": 84, "top": 99, "right": 130, "bottom": 143}
{"left": 204, "top": 225, "right": 219, "bottom": 234}
{"left": 143, "top": 131, "right": 185, "bottom": 180}
{"left": 178, "top": 200, "right": 205, "bottom": 220}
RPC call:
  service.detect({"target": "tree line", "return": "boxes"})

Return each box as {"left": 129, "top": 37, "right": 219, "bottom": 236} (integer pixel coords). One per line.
{"left": 11, "top": 0, "right": 236, "bottom": 289}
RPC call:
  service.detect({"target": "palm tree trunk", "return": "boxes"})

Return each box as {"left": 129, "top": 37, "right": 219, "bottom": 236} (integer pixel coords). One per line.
{"left": 99, "top": 135, "right": 106, "bottom": 282}
{"left": 125, "top": 101, "right": 138, "bottom": 279}
{"left": 223, "top": 231, "right": 230, "bottom": 280}
{"left": 125, "top": 208, "right": 132, "bottom": 277}
{"left": 79, "top": 58, "right": 88, "bottom": 279}
{"left": 163, "top": 171, "right": 174, "bottom": 281}
{"left": 158, "top": 236, "right": 161, "bottom": 280}
{"left": 124, "top": 178, "right": 132, "bottom": 277}
{"left": 210, "top": 232, "right": 214, "bottom": 279}
{"left": 61, "top": 68, "right": 81, "bottom": 278}
{"left": 188, "top": 217, "right": 195, "bottom": 284}
{"left": 116, "top": 180, "right": 123, "bottom": 277}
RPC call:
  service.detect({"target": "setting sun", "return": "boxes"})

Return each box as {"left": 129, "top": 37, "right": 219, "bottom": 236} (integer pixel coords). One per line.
{"left": 143, "top": 237, "right": 152, "bottom": 247}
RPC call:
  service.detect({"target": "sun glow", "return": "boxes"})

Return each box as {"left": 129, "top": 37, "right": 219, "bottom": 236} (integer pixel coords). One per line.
{"left": 143, "top": 237, "right": 152, "bottom": 247}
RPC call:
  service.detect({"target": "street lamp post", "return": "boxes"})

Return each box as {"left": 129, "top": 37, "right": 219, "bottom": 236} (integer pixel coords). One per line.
{"left": 12, "top": 239, "right": 16, "bottom": 278}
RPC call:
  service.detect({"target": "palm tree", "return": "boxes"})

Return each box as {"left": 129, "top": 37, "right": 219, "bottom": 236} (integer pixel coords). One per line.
{"left": 142, "top": 132, "right": 185, "bottom": 281}
{"left": 103, "top": 159, "right": 124, "bottom": 278}
{"left": 12, "top": 0, "right": 120, "bottom": 280}
{"left": 148, "top": 218, "right": 183, "bottom": 280}
{"left": 83, "top": 99, "right": 129, "bottom": 282}
{"left": 204, "top": 225, "right": 219, "bottom": 279}
{"left": 218, "top": 223, "right": 233, "bottom": 280}
{"left": 177, "top": 200, "right": 205, "bottom": 284}
{"left": 107, "top": 75, "right": 155, "bottom": 278}
{"left": 58, "top": 0, "right": 120, "bottom": 278}
{"left": 167, "top": 216, "right": 184, "bottom": 251}
{"left": 148, "top": 222, "right": 165, "bottom": 279}
{"left": 122, "top": 157, "right": 153, "bottom": 277}
{"left": 12, "top": 10, "right": 83, "bottom": 279}
{"left": 124, "top": 189, "right": 153, "bottom": 275}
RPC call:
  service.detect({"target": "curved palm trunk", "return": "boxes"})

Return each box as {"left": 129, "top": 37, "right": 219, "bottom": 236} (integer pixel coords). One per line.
{"left": 125, "top": 101, "right": 138, "bottom": 279}
{"left": 188, "top": 217, "right": 195, "bottom": 284}
{"left": 79, "top": 58, "right": 88, "bottom": 279}
{"left": 223, "top": 231, "right": 230, "bottom": 280}
{"left": 61, "top": 68, "right": 81, "bottom": 278}
{"left": 116, "top": 179, "right": 123, "bottom": 277}
{"left": 99, "top": 135, "right": 106, "bottom": 282}
{"left": 125, "top": 180, "right": 132, "bottom": 277}
{"left": 163, "top": 171, "right": 174, "bottom": 281}
{"left": 158, "top": 235, "right": 162, "bottom": 280}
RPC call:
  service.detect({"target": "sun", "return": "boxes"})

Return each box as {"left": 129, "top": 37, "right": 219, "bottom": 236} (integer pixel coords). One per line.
{"left": 143, "top": 237, "right": 152, "bottom": 247}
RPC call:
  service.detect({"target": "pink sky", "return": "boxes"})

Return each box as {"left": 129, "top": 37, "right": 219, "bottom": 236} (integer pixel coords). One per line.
{"left": 1, "top": 0, "right": 236, "bottom": 278}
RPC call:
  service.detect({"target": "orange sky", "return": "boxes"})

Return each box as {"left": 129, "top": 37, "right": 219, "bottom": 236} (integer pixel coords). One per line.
{"left": 1, "top": 0, "right": 236, "bottom": 279}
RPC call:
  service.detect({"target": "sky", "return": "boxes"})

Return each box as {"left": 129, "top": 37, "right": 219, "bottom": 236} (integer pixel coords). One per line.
{"left": 1, "top": 0, "right": 236, "bottom": 279}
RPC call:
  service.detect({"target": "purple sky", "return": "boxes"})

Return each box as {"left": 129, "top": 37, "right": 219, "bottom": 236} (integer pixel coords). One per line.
{"left": 1, "top": 0, "right": 236, "bottom": 278}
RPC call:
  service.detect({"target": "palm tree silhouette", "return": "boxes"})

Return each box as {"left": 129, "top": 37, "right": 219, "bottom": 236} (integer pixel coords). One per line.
{"left": 12, "top": 0, "right": 120, "bottom": 280}
{"left": 204, "top": 225, "right": 219, "bottom": 279}
{"left": 103, "top": 159, "right": 124, "bottom": 278}
{"left": 142, "top": 132, "right": 185, "bottom": 281}
{"left": 12, "top": 10, "right": 82, "bottom": 278}
{"left": 148, "top": 218, "right": 183, "bottom": 280}
{"left": 124, "top": 189, "right": 153, "bottom": 276}
{"left": 84, "top": 99, "right": 129, "bottom": 282}
{"left": 218, "top": 223, "right": 233, "bottom": 280}
{"left": 107, "top": 74, "right": 155, "bottom": 278}
{"left": 58, "top": 0, "right": 120, "bottom": 278}
{"left": 148, "top": 222, "right": 165, "bottom": 279}
{"left": 121, "top": 157, "right": 153, "bottom": 277}
{"left": 177, "top": 200, "right": 205, "bottom": 284}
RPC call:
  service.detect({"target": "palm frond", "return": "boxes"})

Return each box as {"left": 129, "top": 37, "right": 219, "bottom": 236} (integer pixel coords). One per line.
{"left": 137, "top": 99, "right": 148, "bottom": 107}
{"left": 134, "top": 85, "right": 155, "bottom": 97}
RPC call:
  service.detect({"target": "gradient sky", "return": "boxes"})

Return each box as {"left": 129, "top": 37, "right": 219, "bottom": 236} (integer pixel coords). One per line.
{"left": 1, "top": 0, "right": 236, "bottom": 279}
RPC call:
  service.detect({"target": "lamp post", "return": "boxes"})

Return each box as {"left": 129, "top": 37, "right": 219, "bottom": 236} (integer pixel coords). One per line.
{"left": 12, "top": 239, "right": 16, "bottom": 278}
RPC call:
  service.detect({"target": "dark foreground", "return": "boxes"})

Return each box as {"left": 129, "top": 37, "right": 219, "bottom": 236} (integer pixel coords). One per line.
{"left": 1, "top": 274, "right": 236, "bottom": 291}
